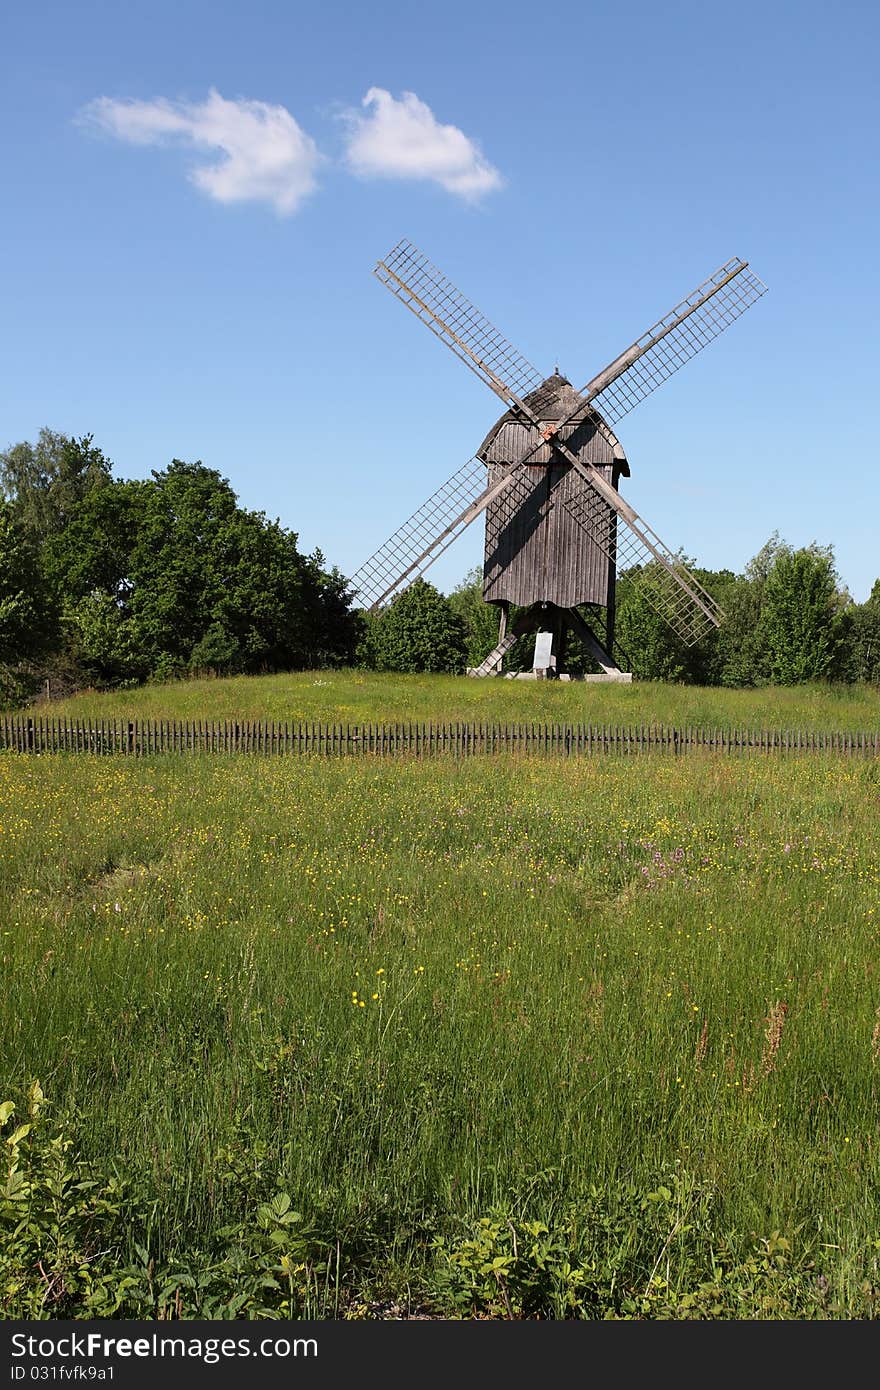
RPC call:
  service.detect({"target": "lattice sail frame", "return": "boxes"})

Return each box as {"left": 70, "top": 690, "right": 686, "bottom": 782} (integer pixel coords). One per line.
{"left": 562, "top": 479, "right": 722, "bottom": 646}
{"left": 349, "top": 452, "right": 560, "bottom": 612}
{"left": 348, "top": 456, "right": 489, "bottom": 610}
{"left": 585, "top": 257, "right": 768, "bottom": 426}
{"left": 374, "top": 240, "right": 545, "bottom": 409}
{"left": 351, "top": 241, "right": 766, "bottom": 643}
{"left": 350, "top": 240, "right": 550, "bottom": 609}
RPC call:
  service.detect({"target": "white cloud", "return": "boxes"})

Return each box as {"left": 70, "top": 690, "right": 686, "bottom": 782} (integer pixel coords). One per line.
{"left": 81, "top": 89, "right": 321, "bottom": 215}
{"left": 344, "top": 88, "right": 503, "bottom": 200}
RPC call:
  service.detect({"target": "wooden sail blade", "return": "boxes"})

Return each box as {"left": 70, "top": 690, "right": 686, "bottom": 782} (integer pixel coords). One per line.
{"left": 561, "top": 473, "right": 723, "bottom": 646}
{"left": 582, "top": 258, "right": 767, "bottom": 427}
{"left": 347, "top": 457, "right": 524, "bottom": 611}
{"left": 374, "top": 240, "right": 545, "bottom": 411}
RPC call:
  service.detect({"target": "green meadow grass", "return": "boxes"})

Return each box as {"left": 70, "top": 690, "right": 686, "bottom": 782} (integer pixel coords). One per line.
{"left": 44, "top": 669, "right": 880, "bottom": 733}
{"left": 3, "top": 747, "right": 880, "bottom": 1317}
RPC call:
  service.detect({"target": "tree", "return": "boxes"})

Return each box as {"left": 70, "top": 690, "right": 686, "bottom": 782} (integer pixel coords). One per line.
{"left": 448, "top": 567, "right": 501, "bottom": 669}
{"left": 42, "top": 476, "right": 152, "bottom": 686}
{"left": 614, "top": 574, "right": 690, "bottom": 680}
{"left": 42, "top": 478, "right": 143, "bottom": 603}
{"left": 614, "top": 561, "right": 704, "bottom": 682}
{"left": 847, "top": 579, "right": 880, "bottom": 684}
{"left": 756, "top": 543, "right": 845, "bottom": 684}
{"left": 371, "top": 579, "right": 467, "bottom": 674}
{"left": 293, "top": 551, "right": 360, "bottom": 670}
{"left": 125, "top": 460, "right": 242, "bottom": 674}
{"left": 62, "top": 589, "right": 145, "bottom": 686}
{"left": 127, "top": 461, "right": 357, "bottom": 676}
{"left": 1, "top": 429, "right": 112, "bottom": 541}
{"left": 0, "top": 500, "right": 58, "bottom": 703}
{"left": 188, "top": 621, "right": 241, "bottom": 675}
{"left": 30, "top": 453, "right": 358, "bottom": 687}
{"left": 0, "top": 502, "right": 55, "bottom": 659}
{"left": 714, "top": 534, "right": 784, "bottom": 687}
{"left": 712, "top": 574, "right": 764, "bottom": 687}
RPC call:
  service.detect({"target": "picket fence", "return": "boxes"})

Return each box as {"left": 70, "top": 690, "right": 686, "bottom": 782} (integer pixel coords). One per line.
{"left": 1, "top": 715, "right": 878, "bottom": 758}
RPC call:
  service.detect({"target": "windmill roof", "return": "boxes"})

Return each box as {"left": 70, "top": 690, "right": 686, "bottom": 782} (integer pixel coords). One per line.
{"left": 520, "top": 372, "right": 588, "bottom": 420}
{"left": 477, "top": 372, "right": 629, "bottom": 472}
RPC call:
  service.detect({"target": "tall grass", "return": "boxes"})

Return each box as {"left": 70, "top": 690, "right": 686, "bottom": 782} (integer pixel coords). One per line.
{"left": 2, "top": 749, "right": 880, "bottom": 1316}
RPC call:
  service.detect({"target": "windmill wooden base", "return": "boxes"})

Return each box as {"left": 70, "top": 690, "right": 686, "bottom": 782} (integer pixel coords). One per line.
{"left": 467, "top": 603, "right": 631, "bottom": 680}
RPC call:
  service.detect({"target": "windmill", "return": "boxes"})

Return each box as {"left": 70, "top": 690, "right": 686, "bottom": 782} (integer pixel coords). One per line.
{"left": 350, "top": 240, "right": 767, "bottom": 678}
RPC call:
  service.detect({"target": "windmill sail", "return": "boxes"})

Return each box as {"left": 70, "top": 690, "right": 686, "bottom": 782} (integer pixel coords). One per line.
{"left": 348, "top": 456, "right": 517, "bottom": 610}
{"left": 355, "top": 240, "right": 554, "bottom": 610}
{"left": 374, "top": 240, "right": 544, "bottom": 409}
{"left": 361, "top": 240, "right": 764, "bottom": 643}
{"left": 561, "top": 477, "right": 723, "bottom": 645}
{"left": 583, "top": 258, "right": 768, "bottom": 426}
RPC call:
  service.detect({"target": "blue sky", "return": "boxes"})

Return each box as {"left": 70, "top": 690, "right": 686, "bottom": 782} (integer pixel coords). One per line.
{"left": 2, "top": 0, "right": 878, "bottom": 599}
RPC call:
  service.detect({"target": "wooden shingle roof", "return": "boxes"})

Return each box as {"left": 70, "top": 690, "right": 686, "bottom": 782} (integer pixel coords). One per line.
{"left": 477, "top": 372, "right": 629, "bottom": 474}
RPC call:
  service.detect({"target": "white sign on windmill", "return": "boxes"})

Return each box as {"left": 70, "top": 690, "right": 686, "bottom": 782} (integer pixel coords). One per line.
{"left": 532, "top": 630, "right": 555, "bottom": 677}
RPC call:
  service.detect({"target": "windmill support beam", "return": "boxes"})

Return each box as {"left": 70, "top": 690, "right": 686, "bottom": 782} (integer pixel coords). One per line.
{"left": 554, "top": 611, "right": 568, "bottom": 676}
{"left": 563, "top": 607, "right": 621, "bottom": 676}
{"left": 468, "top": 608, "right": 535, "bottom": 678}
{"left": 605, "top": 574, "right": 617, "bottom": 657}
{"left": 468, "top": 604, "right": 629, "bottom": 680}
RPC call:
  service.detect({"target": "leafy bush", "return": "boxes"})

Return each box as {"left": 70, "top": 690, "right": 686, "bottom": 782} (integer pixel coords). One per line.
{"left": 429, "top": 1183, "right": 873, "bottom": 1319}
{"left": 3, "top": 1088, "right": 878, "bottom": 1319}
{"left": 0, "top": 1086, "right": 336, "bottom": 1319}
{"left": 757, "top": 544, "right": 845, "bottom": 684}
{"left": 370, "top": 580, "right": 467, "bottom": 674}
{"left": 447, "top": 568, "right": 502, "bottom": 670}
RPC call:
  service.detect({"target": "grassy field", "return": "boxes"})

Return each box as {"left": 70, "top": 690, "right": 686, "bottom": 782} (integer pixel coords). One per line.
{"left": 43, "top": 669, "right": 880, "bottom": 733}
{"left": 3, "top": 744, "right": 880, "bottom": 1318}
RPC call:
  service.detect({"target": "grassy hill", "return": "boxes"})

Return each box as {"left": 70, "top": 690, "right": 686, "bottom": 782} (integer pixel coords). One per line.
{"left": 43, "top": 668, "right": 880, "bottom": 732}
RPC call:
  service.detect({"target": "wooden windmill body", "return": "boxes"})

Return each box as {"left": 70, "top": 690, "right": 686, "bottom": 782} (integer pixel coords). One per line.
{"left": 478, "top": 372, "right": 629, "bottom": 674}
{"left": 350, "top": 242, "right": 767, "bottom": 678}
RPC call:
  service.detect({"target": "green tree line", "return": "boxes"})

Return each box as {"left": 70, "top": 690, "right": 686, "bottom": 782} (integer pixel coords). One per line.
{"left": 1, "top": 429, "right": 358, "bottom": 703}
{"left": 2, "top": 427, "right": 879, "bottom": 703}
{"left": 363, "top": 545, "right": 880, "bottom": 687}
